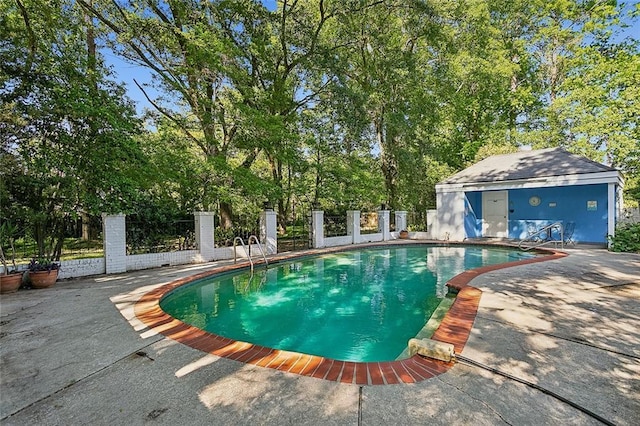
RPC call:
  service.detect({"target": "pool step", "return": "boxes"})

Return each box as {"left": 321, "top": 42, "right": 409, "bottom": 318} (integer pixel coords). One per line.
{"left": 408, "top": 338, "right": 455, "bottom": 362}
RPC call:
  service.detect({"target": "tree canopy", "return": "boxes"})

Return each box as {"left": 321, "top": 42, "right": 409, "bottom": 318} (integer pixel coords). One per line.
{"left": 2, "top": 0, "right": 638, "bottom": 252}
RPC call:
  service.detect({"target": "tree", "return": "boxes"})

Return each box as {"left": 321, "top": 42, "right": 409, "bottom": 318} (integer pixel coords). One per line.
{"left": 1, "top": 0, "right": 146, "bottom": 259}
{"left": 513, "top": 0, "right": 639, "bottom": 203}
{"left": 77, "top": 0, "right": 247, "bottom": 227}
{"left": 325, "top": 1, "right": 445, "bottom": 209}
{"left": 554, "top": 39, "right": 640, "bottom": 202}
{"left": 298, "top": 103, "right": 386, "bottom": 212}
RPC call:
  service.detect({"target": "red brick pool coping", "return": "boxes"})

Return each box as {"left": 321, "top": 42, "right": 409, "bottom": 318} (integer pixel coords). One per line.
{"left": 134, "top": 243, "right": 567, "bottom": 385}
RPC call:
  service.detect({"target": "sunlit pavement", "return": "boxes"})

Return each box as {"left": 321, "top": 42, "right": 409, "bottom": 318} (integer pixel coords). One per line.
{"left": 1, "top": 247, "right": 638, "bottom": 425}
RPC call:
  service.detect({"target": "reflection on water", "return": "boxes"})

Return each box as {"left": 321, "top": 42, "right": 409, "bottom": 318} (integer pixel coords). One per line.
{"left": 161, "top": 246, "right": 534, "bottom": 362}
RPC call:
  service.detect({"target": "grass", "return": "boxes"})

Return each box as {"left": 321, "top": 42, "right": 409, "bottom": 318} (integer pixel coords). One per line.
{"left": 12, "top": 237, "right": 104, "bottom": 263}
{"left": 279, "top": 224, "right": 308, "bottom": 238}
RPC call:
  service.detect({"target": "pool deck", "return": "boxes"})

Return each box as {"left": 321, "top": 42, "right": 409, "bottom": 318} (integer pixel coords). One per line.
{"left": 1, "top": 244, "right": 639, "bottom": 425}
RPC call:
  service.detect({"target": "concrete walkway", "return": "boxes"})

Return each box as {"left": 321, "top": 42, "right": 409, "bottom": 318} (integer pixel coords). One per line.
{"left": 1, "top": 248, "right": 638, "bottom": 425}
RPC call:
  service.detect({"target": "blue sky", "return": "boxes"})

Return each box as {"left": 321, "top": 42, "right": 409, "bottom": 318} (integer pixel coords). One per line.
{"left": 105, "top": 0, "right": 275, "bottom": 113}
{"left": 105, "top": 2, "right": 639, "bottom": 115}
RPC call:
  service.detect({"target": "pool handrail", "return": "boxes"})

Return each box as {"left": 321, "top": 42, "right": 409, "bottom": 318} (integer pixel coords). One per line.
{"left": 233, "top": 237, "right": 254, "bottom": 272}
{"left": 233, "top": 236, "right": 268, "bottom": 273}
{"left": 248, "top": 235, "right": 269, "bottom": 268}
{"left": 518, "top": 221, "right": 564, "bottom": 251}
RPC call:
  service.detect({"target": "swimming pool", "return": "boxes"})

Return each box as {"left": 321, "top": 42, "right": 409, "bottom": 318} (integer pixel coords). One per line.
{"left": 160, "top": 245, "right": 536, "bottom": 362}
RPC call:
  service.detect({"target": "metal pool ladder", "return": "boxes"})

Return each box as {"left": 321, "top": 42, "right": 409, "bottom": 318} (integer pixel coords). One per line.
{"left": 518, "top": 222, "right": 564, "bottom": 251}
{"left": 233, "top": 235, "right": 269, "bottom": 273}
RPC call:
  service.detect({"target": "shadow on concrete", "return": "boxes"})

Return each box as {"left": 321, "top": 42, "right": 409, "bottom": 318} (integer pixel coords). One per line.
{"left": 1, "top": 248, "right": 638, "bottom": 425}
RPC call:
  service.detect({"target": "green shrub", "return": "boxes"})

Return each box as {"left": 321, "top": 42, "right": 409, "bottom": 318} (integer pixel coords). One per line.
{"left": 608, "top": 223, "right": 640, "bottom": 253}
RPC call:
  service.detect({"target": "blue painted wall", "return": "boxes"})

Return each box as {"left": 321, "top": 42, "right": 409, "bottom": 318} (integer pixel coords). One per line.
{"left": 465, "top": 192, "right": 482, "bottom": 238}
{"left": 465, "top": 184, "right": 609, "bottom": 243}
{"left": 464, "top": 195, "right": 481, "bottom": 238}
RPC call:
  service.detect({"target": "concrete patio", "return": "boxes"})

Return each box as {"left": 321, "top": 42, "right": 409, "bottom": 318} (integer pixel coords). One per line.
{"left": 1, "top": 247, "right": 639, "bottom": 425}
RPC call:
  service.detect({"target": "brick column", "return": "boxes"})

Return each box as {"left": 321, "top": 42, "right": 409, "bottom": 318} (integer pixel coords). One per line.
{"left": 195, "top": 212, "right": 215, "bottom": 261}
{"left": 102, "top": 213, "right": 126, "bottom": 274}
{"left": 260, "top": 209, "right": 277, "bottom": 254}
{"left": 347, "top": 210, "right": 360, "bottom": 244}
{"left": 378, "top": 209, "right": 391, "bottom": 241}
{"left": 311, "top": 210, "right": 324, "bottom": 248}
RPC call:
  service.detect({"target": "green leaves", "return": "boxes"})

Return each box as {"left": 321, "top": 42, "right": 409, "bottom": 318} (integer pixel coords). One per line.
{"left": 1, "top": 0, "right": 148, "bottom": 259}
{"left": 3, "top": 0, "right": 637, "bottom": 252}
{"left": 609, "top": 223, "right": 640, "bottom": 253}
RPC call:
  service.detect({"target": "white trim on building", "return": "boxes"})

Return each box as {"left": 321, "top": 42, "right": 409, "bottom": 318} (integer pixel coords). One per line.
{"left": 434, "top": 148, "right": 624, "bottom": 243}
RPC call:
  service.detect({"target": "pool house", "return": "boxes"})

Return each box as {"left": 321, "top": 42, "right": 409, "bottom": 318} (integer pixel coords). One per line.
{"left": 434, "top": 148, "right": 625, "bottom": 245}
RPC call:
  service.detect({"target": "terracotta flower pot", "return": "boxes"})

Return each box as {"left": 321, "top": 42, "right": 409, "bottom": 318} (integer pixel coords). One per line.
{"left": 29, "top": 270, "right": 59, "bottom": 289}
{"left": 0, "top": 273, "right": 23, "bottom": 294}
{"left": 399, "top": 230, "right": 409, "bottom": 239}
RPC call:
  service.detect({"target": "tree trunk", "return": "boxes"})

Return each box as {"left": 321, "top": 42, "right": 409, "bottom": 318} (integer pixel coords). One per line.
{"left": 82, "top": 212, "right": 90, "bottom": 240}
{"left": 219, "top": 201, "right": 233, "bottom": 229}
{"left": 509, "top": 54, "right": 519, "bottom": 139}
{"left": 268, "top": 154, "right": 289, "bottom": 234}
{"left": 314, "top": 143, "right": 321, "bottom": 204}
{"left": 376, "top": 115, "right": 398, "bottom": 209}
{"left": 84, "top": 1, "right": 97, "bottom": 92}
{"left": 277, "top": 198, "right": 287, "bottom": 234}
{"left": 548, "top": 33, "right": 559, "bottom": 104}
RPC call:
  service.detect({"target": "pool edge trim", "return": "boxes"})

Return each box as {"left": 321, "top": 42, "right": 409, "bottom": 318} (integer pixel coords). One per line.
{"left": 134, "top": 243, "right": 567, "bottom": 386}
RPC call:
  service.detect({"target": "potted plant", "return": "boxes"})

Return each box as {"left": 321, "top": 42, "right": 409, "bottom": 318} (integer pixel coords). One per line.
{"left": 399, "top": 229, "right": 409, "bottom": 239}
{"left": 27, "top": 258, "right": 60, "bottom": 289}
{"left": 0, "top": 221, "right": 23, "bottom": 293}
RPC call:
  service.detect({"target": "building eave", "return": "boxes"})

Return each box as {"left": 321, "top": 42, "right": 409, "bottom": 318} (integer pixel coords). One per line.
{"left": 435, "top": 171, "right": 623, "bottom": 193}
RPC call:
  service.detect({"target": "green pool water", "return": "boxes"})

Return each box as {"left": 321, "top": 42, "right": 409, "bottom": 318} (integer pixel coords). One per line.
{"left": 160, "top": 245, "right": 534, "bottom": 362}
